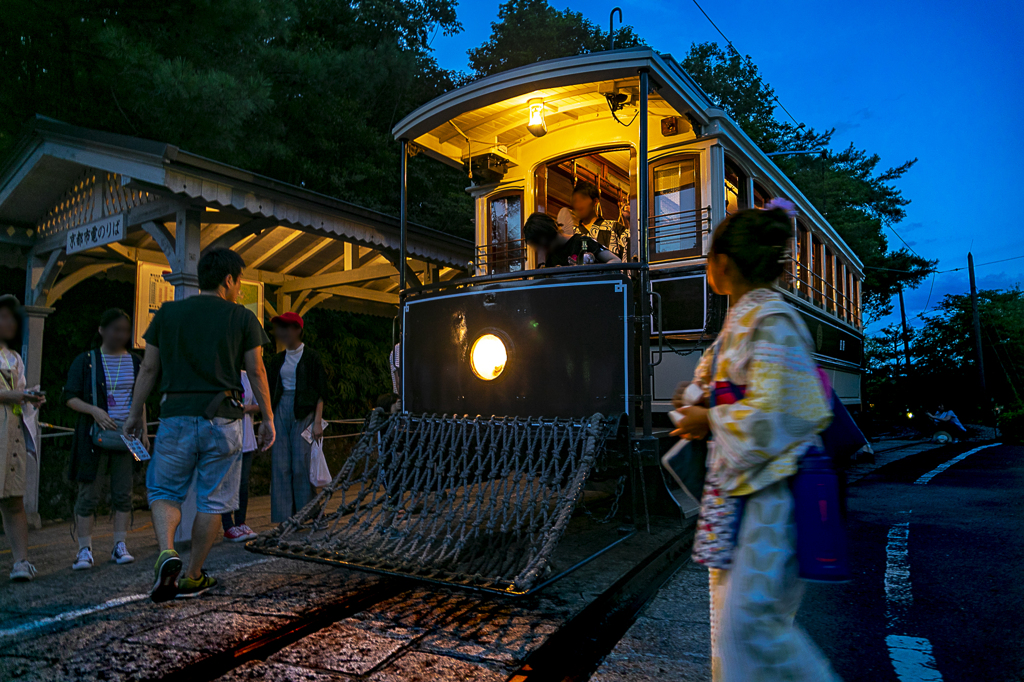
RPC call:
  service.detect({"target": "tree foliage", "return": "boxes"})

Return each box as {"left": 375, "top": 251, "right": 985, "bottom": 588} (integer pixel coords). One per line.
{"left": 468, "top": 0, "right": 642, "bottom": 78}
{"left": 0, "top": 0, "right": 472, "bottom": 237}
{"left": 681, "top": 43, "right": 935, "bottom": 320}
{"left": 912, "top": 288, "right": 1024, "bottom": 411}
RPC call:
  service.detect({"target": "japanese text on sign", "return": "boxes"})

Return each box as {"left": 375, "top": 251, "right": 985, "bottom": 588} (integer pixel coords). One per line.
{"left": 66, "top": 214, "right": 124, "bottom": 254}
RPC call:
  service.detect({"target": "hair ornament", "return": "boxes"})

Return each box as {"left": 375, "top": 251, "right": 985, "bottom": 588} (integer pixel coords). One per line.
{"left": 764, "top": 197, "right": 798, "bottom": 218}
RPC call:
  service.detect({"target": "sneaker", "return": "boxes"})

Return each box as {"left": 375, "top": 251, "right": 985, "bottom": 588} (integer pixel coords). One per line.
{"left": 176, "top": 571, "right": 217, "bottom": 598}
{"left": 223, "top": 526, "right": 249, "bottom": 542}
{"left": 238, "top": 524, "right": 258, "bottom": 541}
{"left": 111, "top": 541, "right": 134, "bottom": 565}
{"left": 72, "top": 547, "right": 94, "bottom": 571}
{"left": 151, "top": 549, "right": 182, "bottom": 603}
{"left": 9, "top": 560, "right": 37, "bottom": 582}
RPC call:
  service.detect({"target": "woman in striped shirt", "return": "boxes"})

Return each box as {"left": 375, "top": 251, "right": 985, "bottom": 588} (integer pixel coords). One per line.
{"left": 65, "top": 309, "right": 146, "bottom": 571}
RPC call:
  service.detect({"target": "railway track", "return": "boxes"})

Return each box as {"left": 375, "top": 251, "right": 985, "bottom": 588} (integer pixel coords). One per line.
{"left": 161, "top": 522, "right": 695, "bottom": 682}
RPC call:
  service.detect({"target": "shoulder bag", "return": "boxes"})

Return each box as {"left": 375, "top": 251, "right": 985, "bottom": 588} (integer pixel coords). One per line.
{"left": 90, "top": 350, "right": 128, "bottom": 452}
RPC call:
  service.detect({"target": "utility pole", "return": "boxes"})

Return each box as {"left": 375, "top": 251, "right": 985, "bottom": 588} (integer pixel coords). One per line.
{"left": 968, "top": 252, "right": 987, "bottom": 404}
{"left": 897, "top": 283, "right": 912, "bottom": 373}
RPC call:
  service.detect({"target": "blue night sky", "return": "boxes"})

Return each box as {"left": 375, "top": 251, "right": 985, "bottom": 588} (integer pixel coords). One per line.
{"left": 431, "top": 0, "right": 1024, "bottom": 332}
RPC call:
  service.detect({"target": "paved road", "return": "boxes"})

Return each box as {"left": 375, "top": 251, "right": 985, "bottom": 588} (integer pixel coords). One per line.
{"left": 801, "top": 441, "right": 1024, "bottom": 682}
{"left": 594, "top": 439, "right": 1024, "bottom": 682}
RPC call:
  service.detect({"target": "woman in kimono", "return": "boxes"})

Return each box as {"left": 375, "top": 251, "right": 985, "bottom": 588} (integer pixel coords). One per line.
{"left": 672, "top": 201, "right": 840, "bottom": 681}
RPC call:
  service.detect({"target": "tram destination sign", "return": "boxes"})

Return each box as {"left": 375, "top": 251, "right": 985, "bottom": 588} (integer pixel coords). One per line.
{"left": 66, "top": 214, "right": 124, "bottom": 254}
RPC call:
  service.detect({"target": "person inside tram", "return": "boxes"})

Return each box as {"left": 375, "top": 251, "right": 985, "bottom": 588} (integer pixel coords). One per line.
{"left": 523, "top": 212, "right": 621, "bottom": 268}
{"left": 571, "top": 181, "right": 629, "bottom": 261}
{"left": 555, "top": 206, "right": 577, "bottom": 238}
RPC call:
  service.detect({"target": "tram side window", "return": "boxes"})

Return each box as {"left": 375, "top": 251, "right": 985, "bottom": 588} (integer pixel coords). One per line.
{"left": 650, "top": 156, "right": 701, "bottom": 261}
{"left": 753, "top": 182, "right": 770, "bottom": 209}
{"left": 725, "top": 159, "right": 743, "bottom": 216}
{"left": 485, "top": 191, "right": 525, "bottom": 274}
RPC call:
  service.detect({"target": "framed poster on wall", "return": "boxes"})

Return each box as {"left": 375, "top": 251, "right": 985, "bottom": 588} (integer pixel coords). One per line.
{"left": 134, "top": 261, "right": 265, "bottom": 347}
{"left": 134, "top": 261, "right": 174, "bottom": 348}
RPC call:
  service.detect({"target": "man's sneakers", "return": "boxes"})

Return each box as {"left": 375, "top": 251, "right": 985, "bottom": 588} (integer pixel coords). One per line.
{"left": 111, "top": 541, "right": 134, "bottom": 564}
{"left": 72, "top": 547, "right": 94, "bottom": 571}
{"left": 224, "top": 525, "right": 257, "bottom": 542}
{"left": 176, "top": 572, "right": 217, "bottom": 598}
{"left": 9, "top": 560, "right": 37, "bottom": 582}
{"left": 151, "top": 549, "right": 182, "bottom": 603}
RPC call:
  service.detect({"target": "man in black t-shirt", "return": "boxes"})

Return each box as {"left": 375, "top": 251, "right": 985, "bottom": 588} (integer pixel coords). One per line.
{"left": 524, "top": 212, "right": 622, "bottom": 268}
{"left": 124, "top": 248, "right": 276, "bottom": 602}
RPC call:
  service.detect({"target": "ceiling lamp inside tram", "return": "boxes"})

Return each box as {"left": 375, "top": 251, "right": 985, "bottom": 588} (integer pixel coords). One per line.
{"left": 527, "top": 98, "right": 547, "bottom": 137}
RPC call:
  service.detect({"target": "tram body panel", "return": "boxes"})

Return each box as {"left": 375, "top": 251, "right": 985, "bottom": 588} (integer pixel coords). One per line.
{"left": 402, "top": 275, "right": 632, "bottom": 418}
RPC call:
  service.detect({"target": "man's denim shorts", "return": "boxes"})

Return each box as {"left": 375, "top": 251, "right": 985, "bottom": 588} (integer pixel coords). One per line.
{"left": 147, "top": 416, "right": 243, "bottom": 514}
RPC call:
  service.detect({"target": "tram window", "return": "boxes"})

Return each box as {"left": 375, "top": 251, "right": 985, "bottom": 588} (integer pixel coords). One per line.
{"left": 725, "top": 159, "right": 743, "bottom": 216}
{"left": 753, "top": 182, "right": 770, "bottom": 209}
{"left": 650, "top": 155, "right": 701, "bottom": 261}
{"left": 485, "top": 191, "right": 524, "bottom": 274}
{"left": 825, "top": 248, "right": 835, "bottom": 313}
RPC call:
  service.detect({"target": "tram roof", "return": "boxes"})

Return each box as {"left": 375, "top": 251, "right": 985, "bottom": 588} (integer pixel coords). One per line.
{"left": 393, "top": 48, "right": 864, "bottom": 274}
{"left": 393, "top": 47, "right": 714, "bottom": 160}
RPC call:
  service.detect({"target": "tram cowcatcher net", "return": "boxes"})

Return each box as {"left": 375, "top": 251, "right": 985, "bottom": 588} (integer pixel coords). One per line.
{"left": 247, "top": 409, "right": 620, "bottom": 595}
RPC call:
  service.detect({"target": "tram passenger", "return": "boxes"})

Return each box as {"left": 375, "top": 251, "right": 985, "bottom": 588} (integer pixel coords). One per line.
{"left": 572, "top": 181, "right": 629, "bottom": 261}
{"left": 671, "top": 200, "right": 840, "bottom": 681}
{"left": 523, "top": 212, "right": 621, "bottom": 268}
{"left": 266, "top": 312, "right": 327, "bottom": 523}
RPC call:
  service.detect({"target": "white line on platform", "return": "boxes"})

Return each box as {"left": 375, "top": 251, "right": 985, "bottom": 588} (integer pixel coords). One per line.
{"left": 0, "top": 593, "right": 148, "bottom": 639}
{"left": 0, "top": 556, "right": 277, "bottom": 639}
{"left": 915, "top": 443, "right": 1001, "bottom": 485}
{"left": 886, "top": 635, "right": 944, "bottom": 682}
{"left": 884, "top": 513, "right": 944, "bottom": 681}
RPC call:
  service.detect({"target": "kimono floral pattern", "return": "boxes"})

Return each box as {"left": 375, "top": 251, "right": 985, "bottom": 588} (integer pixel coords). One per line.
{"left": 692, "top": 288, "right": 832, "bottom": 496}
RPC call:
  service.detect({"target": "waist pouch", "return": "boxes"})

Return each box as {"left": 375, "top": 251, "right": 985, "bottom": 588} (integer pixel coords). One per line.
{"left": 203, "top": 391, "right": 244, "bottom": 420}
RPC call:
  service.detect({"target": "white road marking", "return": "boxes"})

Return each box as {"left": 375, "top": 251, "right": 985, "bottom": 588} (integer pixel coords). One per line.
{"left": 0, "top": 556, "right": 276, "bottom": 639}
{"left": 884, "top": 513, "right": 944, "bottom": 681}
{"left": 886, "top": 635, "right": 944, "bottom": 682}
{"left": 884, "top": 520, "right": 911, "bottom": 627}
{"left": 915, "top": 443, "right": 1001, "bottom": 485}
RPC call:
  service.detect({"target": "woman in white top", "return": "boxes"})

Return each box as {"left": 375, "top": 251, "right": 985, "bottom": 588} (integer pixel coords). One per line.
{"left": 221, "top": 370, "right": 260, "bottom": 541}
{"left": 266, "top": 312, "right": 327, "bottom": 523}
{"left": 0, "top": 295, "right": 45, "bottom": 582}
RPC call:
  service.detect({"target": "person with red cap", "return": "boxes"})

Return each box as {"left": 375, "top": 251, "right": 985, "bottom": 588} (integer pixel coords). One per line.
{"left": 266, "top": 311, "right": 327, "bottom": 522}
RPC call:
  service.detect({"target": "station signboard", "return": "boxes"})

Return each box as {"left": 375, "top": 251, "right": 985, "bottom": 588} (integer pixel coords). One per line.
{"left": 66, "top": 214, "right": 124, "bottom": 254}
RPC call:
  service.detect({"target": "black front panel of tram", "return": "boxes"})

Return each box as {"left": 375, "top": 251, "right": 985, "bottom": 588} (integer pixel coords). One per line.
{"left": 402, "top": 276, "right": 632, "bottom": 418}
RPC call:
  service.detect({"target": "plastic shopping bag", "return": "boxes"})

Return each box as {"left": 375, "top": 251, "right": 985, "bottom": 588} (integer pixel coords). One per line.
{"left": 309, "top": 438, "right": 332, "bottom": 487}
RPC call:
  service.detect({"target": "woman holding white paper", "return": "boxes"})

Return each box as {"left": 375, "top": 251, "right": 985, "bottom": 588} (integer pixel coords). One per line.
{"left": 266, "top": 312, "right": 327, "bottom": 523}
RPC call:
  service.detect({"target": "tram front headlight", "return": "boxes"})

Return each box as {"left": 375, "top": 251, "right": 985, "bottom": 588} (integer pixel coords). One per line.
{"left": 470, "top": 334, "right": 508, "bottom": 381}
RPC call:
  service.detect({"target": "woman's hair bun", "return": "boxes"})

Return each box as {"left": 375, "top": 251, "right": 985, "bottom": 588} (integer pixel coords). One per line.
{"left": 710, "top": 203, "right": 796, "bottom": 284}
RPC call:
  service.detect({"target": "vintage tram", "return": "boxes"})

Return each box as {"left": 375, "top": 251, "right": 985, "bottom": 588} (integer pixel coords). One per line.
{"left": 250, "top": 48, "right": 865, "bottom": 595}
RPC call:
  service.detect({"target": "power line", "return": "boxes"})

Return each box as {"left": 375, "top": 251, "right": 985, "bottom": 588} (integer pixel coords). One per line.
{"left": 690, "top": 0, "right": 805, "bottom": 132}
{"left": 691, "top": 0, "right": 736, "bottom": 54}
{"left": 866, "top": 253, "right": 1024, "bottom": 276}
{"left": 887, "top": 225, "right": 921, "bottom": 257}
{"left": 773, "top": 96, "right": 802, "bottom": 128}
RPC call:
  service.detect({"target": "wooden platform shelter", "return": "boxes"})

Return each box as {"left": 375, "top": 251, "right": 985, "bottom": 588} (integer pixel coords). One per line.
{"left": 0, "top": 117, "right": 473, "bottom": 526}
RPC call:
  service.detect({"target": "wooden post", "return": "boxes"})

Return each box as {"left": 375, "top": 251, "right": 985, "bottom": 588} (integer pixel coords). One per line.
{"left": 898, "top": 283, "right": 912, "bottom": 373}
{"left": 968, "top": 252, "right": 987, "bottom": 402}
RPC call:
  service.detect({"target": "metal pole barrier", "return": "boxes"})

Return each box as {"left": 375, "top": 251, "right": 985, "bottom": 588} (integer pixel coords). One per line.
{"left": 399, "top": 139, "right": 409, "bottom": 293}
{"left": 638, "top": 68, "right": 653, "bottom": 440}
